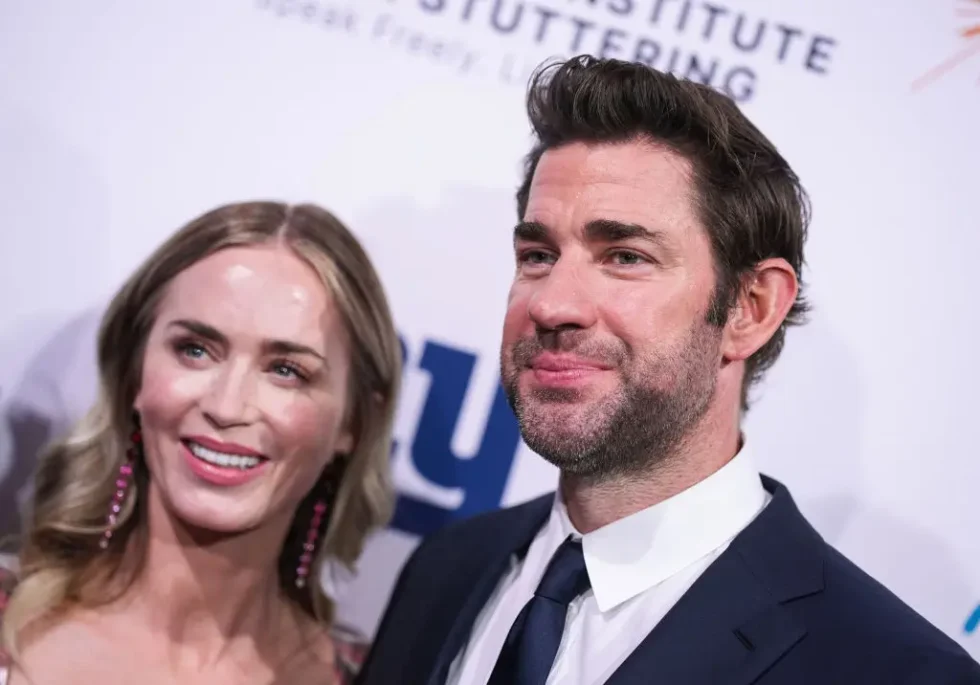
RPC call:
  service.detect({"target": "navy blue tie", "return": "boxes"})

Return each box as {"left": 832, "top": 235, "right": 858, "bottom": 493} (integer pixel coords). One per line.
{"left": 487, "top": 536, "right": 592, "bottom": 685}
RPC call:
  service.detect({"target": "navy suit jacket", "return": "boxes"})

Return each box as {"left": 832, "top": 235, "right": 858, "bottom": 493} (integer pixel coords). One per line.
{"left": 357, "top": 477, "right": 980, "bottom": 684}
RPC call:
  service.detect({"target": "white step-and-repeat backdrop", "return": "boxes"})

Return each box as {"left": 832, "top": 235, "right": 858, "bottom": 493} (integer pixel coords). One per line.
{"left": 1, "top": 0, "right": 979, "bottom": 656}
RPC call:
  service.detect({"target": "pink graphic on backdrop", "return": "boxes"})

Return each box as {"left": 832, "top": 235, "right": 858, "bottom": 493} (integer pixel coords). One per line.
{"left": 911, "top": 0, "right": 980, "bottom": 90}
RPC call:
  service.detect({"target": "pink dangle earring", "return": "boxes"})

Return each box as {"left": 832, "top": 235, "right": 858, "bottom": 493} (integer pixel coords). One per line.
{"left": 99, "top": 421, "right": 140, "bottom": 550}
{"left": 295, "top": 498, "right": 328, "bottom": 589}
{"left": 295, "top": 458, "right": 344, "bottom": 589}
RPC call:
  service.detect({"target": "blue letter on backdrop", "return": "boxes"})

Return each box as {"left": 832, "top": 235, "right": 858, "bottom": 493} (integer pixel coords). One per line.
{"left": 390, "top": 340, "right": 522, "bottom": 537}
{"left": 966, "top": 604, "right": 980, "bottom": 635}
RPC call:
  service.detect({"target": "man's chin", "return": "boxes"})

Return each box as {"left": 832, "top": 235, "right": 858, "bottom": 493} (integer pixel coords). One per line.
{"left": 521, "top": 427, "right": 608, "bottom": 476}
{"left": 518, "top": 401, "right": 605, "bottom": 447}
{"left": 516, "top": 395, "right": 594, "bottom": 425}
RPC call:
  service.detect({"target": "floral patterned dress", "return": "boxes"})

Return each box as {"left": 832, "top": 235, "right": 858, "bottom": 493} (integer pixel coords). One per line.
{"left": 0, "top": 567, "right": 368, "bottom": 685}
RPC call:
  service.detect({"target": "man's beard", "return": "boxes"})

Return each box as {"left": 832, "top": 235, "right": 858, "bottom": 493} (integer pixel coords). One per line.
{"left": 501, "top": 320, "right": 722, "bottom": 480}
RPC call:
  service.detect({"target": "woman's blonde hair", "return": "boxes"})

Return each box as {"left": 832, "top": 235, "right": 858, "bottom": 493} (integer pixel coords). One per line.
{"left": 2, "top": 201, "right": 401, "bottom": 651}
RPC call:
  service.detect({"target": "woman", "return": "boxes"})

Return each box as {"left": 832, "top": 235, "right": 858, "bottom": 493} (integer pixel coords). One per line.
{"left": 0, "top": 201, "right": 402, "bottom": 684}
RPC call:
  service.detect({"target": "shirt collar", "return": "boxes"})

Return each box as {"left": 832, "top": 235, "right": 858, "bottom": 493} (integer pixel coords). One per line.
{"left": 552, "top": 442, "right": 768, "bottom": 613}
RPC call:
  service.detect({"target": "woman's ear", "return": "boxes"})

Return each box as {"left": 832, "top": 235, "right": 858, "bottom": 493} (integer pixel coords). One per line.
{"left": 334, "top": 430, "right": 354, "bottom": 457}
{"left": 335, "top": 390, "right": 385, "bottom": 458}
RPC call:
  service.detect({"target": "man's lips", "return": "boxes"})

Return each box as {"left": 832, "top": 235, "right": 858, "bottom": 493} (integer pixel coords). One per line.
{"left": 523, "top": 353, "right": 614, "bottom": 388}
{"left": 528, "top": 352, "right": 614, "bottom": 372}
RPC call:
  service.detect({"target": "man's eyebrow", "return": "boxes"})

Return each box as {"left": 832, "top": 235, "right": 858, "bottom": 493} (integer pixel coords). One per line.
{"left": 584, "top": 219, "right": 672, "bottom": 249}
{"left": 514, "top": 218, "right": 675, "bottom": 252}
{"left": 513, "top": 220, "right": 549, "bottom": 244}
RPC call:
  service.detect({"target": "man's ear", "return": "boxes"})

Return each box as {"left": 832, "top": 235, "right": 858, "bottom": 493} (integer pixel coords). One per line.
{"left": 720, "top": 258, "right": 798, "bottom": 363}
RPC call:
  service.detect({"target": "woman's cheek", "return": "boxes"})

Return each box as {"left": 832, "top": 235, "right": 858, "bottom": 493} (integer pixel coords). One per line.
{"left": 262, "top": 388, "right": 344, "bottom": 465}
{"left": 137, "top": 352, "right": 212, "bottom": 420}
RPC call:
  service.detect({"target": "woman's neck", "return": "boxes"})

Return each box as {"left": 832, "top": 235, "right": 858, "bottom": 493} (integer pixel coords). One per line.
{"left": 115, "top": 486, "right": 302, "bottom": 671}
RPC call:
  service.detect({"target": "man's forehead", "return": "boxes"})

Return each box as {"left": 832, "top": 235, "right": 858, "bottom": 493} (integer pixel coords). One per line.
{"left": 531, "top": 139, "right": 694, "bottom": 187}
{"left": 523, "top": 144, "right": 701, "bottom": 246}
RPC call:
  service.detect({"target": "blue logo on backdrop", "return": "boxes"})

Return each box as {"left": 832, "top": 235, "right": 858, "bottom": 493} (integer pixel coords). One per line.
{"left": 388, "top": 333, "right": 523, "bottom": 537}
{"left": 254, "top": 0, "right": 838, "bottom": 104}
{"left": 966, "top": 604, "right": 980, "bottom": 636}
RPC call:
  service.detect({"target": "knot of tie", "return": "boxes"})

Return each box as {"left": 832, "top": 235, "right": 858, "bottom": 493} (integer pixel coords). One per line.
{"left": 535, "top": 537, "right": 591, "bottom": 605}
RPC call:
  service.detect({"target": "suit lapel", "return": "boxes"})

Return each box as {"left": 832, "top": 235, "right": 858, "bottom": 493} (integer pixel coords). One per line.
{"left": 608, "top": 476, "right": 824, "bottom": 685}
{"left": 606, "top": 550, "right": 806, "bottom": 684}
{"left": 425, "top": 495, "right": 553, "bottom": 685}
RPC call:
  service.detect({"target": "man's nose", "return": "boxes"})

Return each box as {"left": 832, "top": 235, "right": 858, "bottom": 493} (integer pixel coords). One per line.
{"left": 526, "top": 258, "right": 598, "bottom": 333}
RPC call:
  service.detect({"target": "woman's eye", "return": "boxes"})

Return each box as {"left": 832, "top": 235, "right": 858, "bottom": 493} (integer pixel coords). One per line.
{"left": 176, "top": 341, "right": 208, "bottom": 360}
{"left": 271, "top": 362, "right": 308, "bottom": 383}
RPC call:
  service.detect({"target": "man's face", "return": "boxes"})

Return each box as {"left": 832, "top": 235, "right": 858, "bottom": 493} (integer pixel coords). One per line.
{"left": 500, "top": 140, "right": 725, "bottom": 478}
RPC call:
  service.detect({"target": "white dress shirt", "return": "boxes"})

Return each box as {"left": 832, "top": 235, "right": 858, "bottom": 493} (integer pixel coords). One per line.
{"left": 446, "top": 445, "right": 771, "bottom": 685}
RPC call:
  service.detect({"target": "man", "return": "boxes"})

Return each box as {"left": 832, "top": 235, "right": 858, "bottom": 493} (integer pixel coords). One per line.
{"left": 356, "top": 56, "right": 980, "bottom": 684}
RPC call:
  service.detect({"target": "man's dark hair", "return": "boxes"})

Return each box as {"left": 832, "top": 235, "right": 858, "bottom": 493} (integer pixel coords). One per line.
{"left": 516, "top": 55, "right": 811, "bottom": 411}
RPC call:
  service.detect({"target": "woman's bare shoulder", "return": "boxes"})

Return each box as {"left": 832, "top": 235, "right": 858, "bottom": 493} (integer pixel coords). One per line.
{"left": 0, "top": 582, "right": 120, "bottom": 684}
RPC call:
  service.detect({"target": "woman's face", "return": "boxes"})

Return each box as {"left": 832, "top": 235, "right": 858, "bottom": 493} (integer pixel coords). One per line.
{"left": 134, "top": 244, "right": 353, "bottom": 534}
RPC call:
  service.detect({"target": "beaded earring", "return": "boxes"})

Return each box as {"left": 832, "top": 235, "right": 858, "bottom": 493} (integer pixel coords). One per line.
{"left": 295, "top": 499, "right": 328, "bottom": 589}
{"left": 295, "top": 459, "right": 344, "bottom": 589}
{"left": 99, "top": 421, "right": 140, "bottom": 550}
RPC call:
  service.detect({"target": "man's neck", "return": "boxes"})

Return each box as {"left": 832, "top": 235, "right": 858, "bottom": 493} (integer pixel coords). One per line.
{"left": 560, "top": 420, "right": 741, "bottom": 534}
{"left": 114, "top": 486, "right": 300, "bottom": 670}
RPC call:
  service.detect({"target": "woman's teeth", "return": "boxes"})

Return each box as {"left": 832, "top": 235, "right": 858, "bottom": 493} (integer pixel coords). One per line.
{"left": 187, "top": 442, "right": 262, "bottom": 470}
